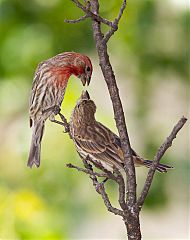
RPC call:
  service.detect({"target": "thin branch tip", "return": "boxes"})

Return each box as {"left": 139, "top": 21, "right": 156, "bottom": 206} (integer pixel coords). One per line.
{"left": 103, "top": 0, "right": 127, "bottom": 43}
{"left": 138, "top": 116, "right": 187, "bottom": 207}
{"left": 70, "top": 0, "right": 112, "bottom": 27}
{"left": 64, "top": 14, "right": 89, "bottom": 24}
{"left": 182, "top": 116, "right": 187, "bottom": 121}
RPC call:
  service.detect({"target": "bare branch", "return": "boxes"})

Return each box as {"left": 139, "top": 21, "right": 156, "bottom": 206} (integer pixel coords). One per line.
{"left": 80, "top": 157, "right": 124, "bottom": 217}
{"left": 113, "top": 167, "right": 127, "bottom": 210}
{"left": 115, "top": 0, "right": 127, "bottom": 24}
{"left": 103, "top": 0, "right": 127, "bottom": 43}
{"left": 67, "top": 0, "right": 112, "bottom": 27}
{"left": 95, "top": 181, "right": 124, "bottom": 217}
{"left": 66, "top": 163, "right": 108, "bottom": 177}
{"left": 75, "top": 154, "right": 127, "bottom": 211}
{"left": 137, "top": 116, "right": 187, "bottom": 208}
{"left": 65, "top": 14, "right": 89, "bottom": 24}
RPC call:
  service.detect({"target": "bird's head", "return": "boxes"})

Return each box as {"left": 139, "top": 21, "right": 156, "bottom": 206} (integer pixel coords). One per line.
{"left": 72, "top": 91, "right": 96, "bottom": 125}
{"left": 45, "top": 52, "right": 92, "bottom": 86}
{"left": 73, "top": 54, "right": 93, "bottom": 86}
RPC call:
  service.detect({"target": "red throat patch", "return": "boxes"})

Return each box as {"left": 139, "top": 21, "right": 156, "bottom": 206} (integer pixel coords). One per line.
{"left": 50, "top": 66, "right": 72, "bottom": 87}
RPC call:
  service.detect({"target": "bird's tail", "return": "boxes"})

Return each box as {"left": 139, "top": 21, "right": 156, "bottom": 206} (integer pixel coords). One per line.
{"left": 143, "top": 159, "right": 173, "bottom": 173}
{"left": 27, "top": 120, "right": 44, "bottom": 168}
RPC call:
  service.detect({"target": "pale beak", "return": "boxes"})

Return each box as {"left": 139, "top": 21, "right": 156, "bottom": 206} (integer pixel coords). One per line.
{"left": 81, "top": 90, "right": 90, "bottom": 100}
{"left": 80, "top": 75, "right": 87, "bottom": 86}
{"left": 87, "top": 76, "right": 91, "bottom": 86}
{"left": 80, "top": 75, "right": 91, "bottom": 86}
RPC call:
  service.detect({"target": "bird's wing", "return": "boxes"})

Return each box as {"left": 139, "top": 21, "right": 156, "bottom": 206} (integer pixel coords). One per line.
{"left": 93, "top": 123, "right": 146, "bottom": 167}
{"left": 29, "top": 62, "right": 45, "bottom": 108}
{"left": 74, "top": 122, "right": 124, "bottom": 168}
{"left": 29, "top": 62, "right": 48, "bottom": 127}
{"left": 107, "top": 128, "right": 145, "bottom": 165}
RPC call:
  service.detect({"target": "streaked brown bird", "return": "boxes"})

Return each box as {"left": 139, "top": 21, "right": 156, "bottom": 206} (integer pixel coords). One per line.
{"left": 28, "top": 52, "right": 93, "bottom": 168}
{"left": 70, "top": 91, "right": 173, "bottom": 173}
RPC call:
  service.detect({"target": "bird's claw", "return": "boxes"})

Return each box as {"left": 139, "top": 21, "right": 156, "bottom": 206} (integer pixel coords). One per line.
{"left": 63, "top": 125, "right": 70, "bottom": 133}
{"left": 43, "top": 105, "right": 61, "bottom": 115}
{"left": 58, "top": 112, "right": 68, "bottom": 124}
{"left": 53, "top": 105, "right": 61, "bottom": 115}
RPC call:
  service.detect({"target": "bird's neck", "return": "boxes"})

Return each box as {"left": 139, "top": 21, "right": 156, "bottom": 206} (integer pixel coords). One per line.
{"left": 49, "top": 65, "right": 80, "bottom": 87}
{"left": 70, "top": 65, "right": 84, "bottom": 77}
{"left": 81, "top": 116, "right": 96, "bottom": 126}
{"left": 51, "top": 64, "right": 83, "bottom": 77}
{"left": 72, "top": 115, "right": 95, "bottom": 128}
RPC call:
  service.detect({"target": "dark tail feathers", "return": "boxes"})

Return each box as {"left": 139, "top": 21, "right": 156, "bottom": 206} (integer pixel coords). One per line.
{"left": 143, "top": 160, "right": 173, "bottom": 173}
{"left": 27, "top": 120, "right": 44, "bottom": 168}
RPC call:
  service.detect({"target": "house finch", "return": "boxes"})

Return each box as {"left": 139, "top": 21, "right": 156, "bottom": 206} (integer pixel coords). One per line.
{"left": 28, "top": 52, "right": 93, "bottom": 168}
{"left": 70, "top": 91, "right": 173, "bottom": 173}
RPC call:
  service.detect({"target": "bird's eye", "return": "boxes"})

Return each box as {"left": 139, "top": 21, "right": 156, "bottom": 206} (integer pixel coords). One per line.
{"left": 86, "top": 66, "right": 91, "bottom": 72}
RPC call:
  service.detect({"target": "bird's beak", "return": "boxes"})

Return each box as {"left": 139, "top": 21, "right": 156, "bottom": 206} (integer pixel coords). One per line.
{"left": 80, "top": 75, "right": 87, "bottom": 86}
{"left": 86, "top": 76, "right": 91, "bottom": 86}
{"left": 81, "top": 90, "right": 90, "bottom": 100}
{"left": 80, "top": 75, "right": 91, "bottom": 86}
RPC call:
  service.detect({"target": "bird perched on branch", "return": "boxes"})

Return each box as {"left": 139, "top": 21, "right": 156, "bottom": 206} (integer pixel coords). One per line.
{"left": 28, "top": 52, "right": 93, "bottom": 168}
{"left": 70, "top": 91, "right": 173, "bottom": 173}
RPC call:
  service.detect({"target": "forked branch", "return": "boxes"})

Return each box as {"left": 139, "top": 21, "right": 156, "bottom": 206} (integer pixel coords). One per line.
{"left": 65, "top": 0, "right": 127, "bottom": 43}
{"left": 65, "top": 0, "right": 112, "bottom": 26}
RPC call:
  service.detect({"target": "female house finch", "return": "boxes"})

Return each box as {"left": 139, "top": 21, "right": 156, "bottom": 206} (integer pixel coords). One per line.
{"left": 70, "top": 91, "right": 173, "bottom": 173}
{"left": 28, "top": 52, "right": 92, "bottom": 168}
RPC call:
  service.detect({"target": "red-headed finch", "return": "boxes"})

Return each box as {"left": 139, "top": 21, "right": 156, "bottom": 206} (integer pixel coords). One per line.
{"left": 28, "top": 52, "right": 92, "bottom": 168}
{"left": 70, "top": 91, "right": 173, "bottom": 173}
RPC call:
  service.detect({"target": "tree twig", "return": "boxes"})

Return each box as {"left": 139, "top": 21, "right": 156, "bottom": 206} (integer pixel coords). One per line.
{"left": 66, "top": 163, "right": 108, "bottom": 177}
{"left": 82, "top": 156, "right": 128, "bottom": 211}
{"left": 103, "top": 0, "right": 127, "bottom": 43}
{"left": 65, "top": 14, "right": 89, "bottom": 24}
{"left": 113, "top": 167, "right": 127, "bottom": 210}
{"left": 81, "top": 157, "right": 124, "bottom": 217}
{"left": 137, "top": 116, "right": 187, "bottom": 208}
{"left": 65, "top": 0, "right": 112, "bottom": 27}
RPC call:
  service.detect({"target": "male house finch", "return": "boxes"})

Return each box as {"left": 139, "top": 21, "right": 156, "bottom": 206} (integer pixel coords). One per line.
{"left": 70, "top": 91, "right": 172, "bottom": 173}
{"left": 28, "top": 52, "right": 92, "bottom": 168}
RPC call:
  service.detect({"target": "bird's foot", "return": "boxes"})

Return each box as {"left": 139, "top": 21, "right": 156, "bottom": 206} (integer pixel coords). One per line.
{"left": 58, "top": 112, "right": 70, "bottom": 133}
{"left": 43, "top": 105, "right": 61, "bottom": 115}
{"left": 58, "top": 112, "right": 68, "bottom": 125}
{"left": 43, "top": 105, "right": 69, "bottom": 132}
{"left": 50, "top": 119, "right": 70, "bottom": 133}
{"left": 63, "top": 124, "right": 70, "bottom": 133}
{"left": 53, "top": 105, "right": 61, "bottom": 115}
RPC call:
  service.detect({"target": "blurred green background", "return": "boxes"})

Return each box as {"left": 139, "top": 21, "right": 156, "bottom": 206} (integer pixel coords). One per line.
{"left": 0, "top": 0, "right": 189, "bottom": 239}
